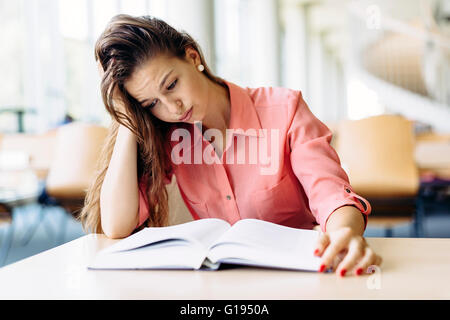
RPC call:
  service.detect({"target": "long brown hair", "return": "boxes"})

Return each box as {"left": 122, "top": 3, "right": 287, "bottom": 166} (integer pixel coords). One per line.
{"left": 79, "top": 14, "right": 224, "bottom": 234}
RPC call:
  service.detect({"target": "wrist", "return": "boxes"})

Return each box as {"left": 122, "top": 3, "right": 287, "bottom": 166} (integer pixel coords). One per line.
{"left": 117, "top": 124, "right": 136, "bottom": 142}
{"left": 325, "top": 205, "right": 365, "bottom": 235}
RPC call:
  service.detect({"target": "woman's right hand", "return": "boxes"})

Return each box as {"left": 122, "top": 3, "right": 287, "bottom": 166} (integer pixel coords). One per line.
{"left": 97, "top": 59, "right": 129, "bottom": 117}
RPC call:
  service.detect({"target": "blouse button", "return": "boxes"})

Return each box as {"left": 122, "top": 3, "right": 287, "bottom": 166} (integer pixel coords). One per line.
{"left": 226, "top": 195, "right": 232, "bottom": 200}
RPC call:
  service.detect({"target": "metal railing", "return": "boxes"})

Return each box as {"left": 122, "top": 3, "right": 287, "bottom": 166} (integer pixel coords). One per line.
{"left": 348, "top": 0, "right": 450, "bottom": 106}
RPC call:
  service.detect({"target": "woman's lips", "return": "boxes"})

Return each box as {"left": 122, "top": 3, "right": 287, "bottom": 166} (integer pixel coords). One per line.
{"left": 179, "top": 107, "right": 193, "bottom": 122}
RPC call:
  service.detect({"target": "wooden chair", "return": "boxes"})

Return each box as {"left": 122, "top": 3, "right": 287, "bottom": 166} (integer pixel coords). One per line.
{"left": 46, "top": 123, "right": 108, "bottom": 208}
{"left": 22, "top": 122, "right": 108, "bottom": 244}
{"left": 0, "top": 131, "right": 57, "bottom": 180}
{"left": 335, "top": 115, "right": 424, "bottom": 237}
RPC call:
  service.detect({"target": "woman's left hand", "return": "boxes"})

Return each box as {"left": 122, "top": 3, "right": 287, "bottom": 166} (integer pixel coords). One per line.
{"left": 314, "top": 227, "right": 382, "bottom": 277}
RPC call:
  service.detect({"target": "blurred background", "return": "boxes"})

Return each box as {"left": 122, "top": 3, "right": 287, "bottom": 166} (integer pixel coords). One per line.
{"left": 1, "top": 0, "right": 449, "bottom": 267}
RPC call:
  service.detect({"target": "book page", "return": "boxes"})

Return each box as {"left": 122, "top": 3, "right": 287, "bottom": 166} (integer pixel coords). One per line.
{"left": 101, "top": 218, "right": 230, "bottom": 254}
{"left": 89, "top": 240, "right": 207, "bottom": 270}
{"left": 207, "top": 219, "right": 321, "bottom": 271}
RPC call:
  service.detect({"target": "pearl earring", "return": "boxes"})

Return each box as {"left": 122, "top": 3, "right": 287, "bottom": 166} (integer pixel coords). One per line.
{"left": 197, "top": 64, "right": 205, "bottom": 72}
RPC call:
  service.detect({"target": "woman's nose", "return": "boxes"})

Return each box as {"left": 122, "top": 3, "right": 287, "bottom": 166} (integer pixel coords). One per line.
{"left": 167, "top": 100, "right": 183, "bottom": 114}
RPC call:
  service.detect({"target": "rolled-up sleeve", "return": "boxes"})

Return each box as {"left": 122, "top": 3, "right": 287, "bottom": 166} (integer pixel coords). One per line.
{"left": 287, "top": 92, "right": 371, "bottom": 232}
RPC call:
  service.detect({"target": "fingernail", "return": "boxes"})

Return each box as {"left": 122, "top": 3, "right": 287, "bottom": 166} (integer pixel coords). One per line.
{"left": 340, "top": 269, "right": 347, "bottom": 277}
{"left": 356, "top": 268, "right": 363, "bottom": 276}
{"left": 319, "top": 264, "right": 326, "bottom": 273}
{"left": 314, "top": 249, "right": 320, "bottom": 256}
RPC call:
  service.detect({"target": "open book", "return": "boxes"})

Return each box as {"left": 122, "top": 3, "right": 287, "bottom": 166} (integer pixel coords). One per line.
{"left": 88, "top": 218, "right": 321, "bottom": 271}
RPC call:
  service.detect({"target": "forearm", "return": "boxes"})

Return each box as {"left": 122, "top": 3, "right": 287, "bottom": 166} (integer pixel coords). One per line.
{"left": 100, "top": 124, "right": 139, "bottom": 238}
{"left": 325, "top": 206, "right": 365, "bottom": 236}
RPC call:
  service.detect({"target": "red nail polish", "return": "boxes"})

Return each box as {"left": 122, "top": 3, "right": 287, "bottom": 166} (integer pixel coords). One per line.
{"left": 356, "top": 268, "right": 363, "bottom": 276}
{"left": 314, "top": 249, "right": 320, "bottom": 256}
{"left": 319, "top": 264, "right": 326, "bottom": 273}
{"left": 340, "top": 269, "right": 347, "bottom": 277}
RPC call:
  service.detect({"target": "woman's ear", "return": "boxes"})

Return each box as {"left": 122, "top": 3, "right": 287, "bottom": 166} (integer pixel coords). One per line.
{"left": 185, "top": 47, "right": 201, "bottom": 66}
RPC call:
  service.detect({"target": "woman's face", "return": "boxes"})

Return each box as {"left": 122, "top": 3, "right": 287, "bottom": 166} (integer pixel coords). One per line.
{"left": 125, "top": 49, "right": 208, "bottom": 124}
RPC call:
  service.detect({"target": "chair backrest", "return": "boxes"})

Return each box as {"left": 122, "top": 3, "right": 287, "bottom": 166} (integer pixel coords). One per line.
{"left": 0, "top": 131, "right": 57, "bottom": 180}
{"left": 45, "top": 122, "right": 108, "bottom": 199}
{"left": 336, "top": 115, "right": 419, "bottom": 198}
{"left": 44, "top": 122, "right": 195, "bottom": 224}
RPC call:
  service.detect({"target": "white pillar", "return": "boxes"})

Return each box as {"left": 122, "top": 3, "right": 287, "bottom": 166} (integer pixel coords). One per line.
{"left": 22, "top": 0, "right": 44, "bottom": 131}
{"left": 241, "top": 0, "right": 281, "bottom": 87}
{"left": 47, "top": 0, "right": 66, "bottom": 126}
{"left": 165, "top": 0, "right": 216, "bottom": 72}
{"left": 281, "top": 1, "right": 308, "bottom": 92}
{"left": 305, "top": 31, "right": 323, "bottom": 119}
{"left": 85, "top": 0, "right": 105, "bottom": 123}
{"left": 23, "top": 0, "right": 66, "bottom": 132}
{"left": 214, "top": 0, "right": 241, "bottom": 82}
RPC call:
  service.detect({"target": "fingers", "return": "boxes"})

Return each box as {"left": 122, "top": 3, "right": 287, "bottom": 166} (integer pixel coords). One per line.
{"left": 314, "top": 232, "right": 330, "bottom": 257}
{"left": 353, "top": 248, "right": 383, "bottom": 276}
{"left": 315, "top": 228, "right": 382, "bottom": 277}
{"left": 334, "top": 238, "right": 364, "bottom": 276}
{"left": 318, "top": 232, "right": 351, "bottom": 273}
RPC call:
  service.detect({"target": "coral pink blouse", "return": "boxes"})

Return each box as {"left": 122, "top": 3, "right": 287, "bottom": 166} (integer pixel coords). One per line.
{"left": 137, "top": 80, "right": 371, "bottom": 232}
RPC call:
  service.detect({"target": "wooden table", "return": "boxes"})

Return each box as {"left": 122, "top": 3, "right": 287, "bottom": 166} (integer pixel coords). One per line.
{"left": 1, "top": 235, "right": 450, "bottom": 300}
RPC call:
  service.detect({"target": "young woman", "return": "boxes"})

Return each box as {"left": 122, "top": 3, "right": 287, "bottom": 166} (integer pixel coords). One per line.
{"left": 80, "top": 14, "right": 382, "bottom": 277}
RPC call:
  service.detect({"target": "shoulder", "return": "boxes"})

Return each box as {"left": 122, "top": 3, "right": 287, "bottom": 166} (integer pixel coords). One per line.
{"left": 246, "top": 86, "right": 302, "bottom": 110}
{"left": 246, "top": 86, "right": 306, "bottom": 123}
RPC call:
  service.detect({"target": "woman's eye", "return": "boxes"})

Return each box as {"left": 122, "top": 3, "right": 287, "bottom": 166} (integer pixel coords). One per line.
{"left": 147, "top": 99, "right": 157, "bottom": 109}
{"left": 167, "top": 79, "right": 177, "bottom": 90}
{"left": 143, "top": 80, "right": 177, "bottom": 108}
